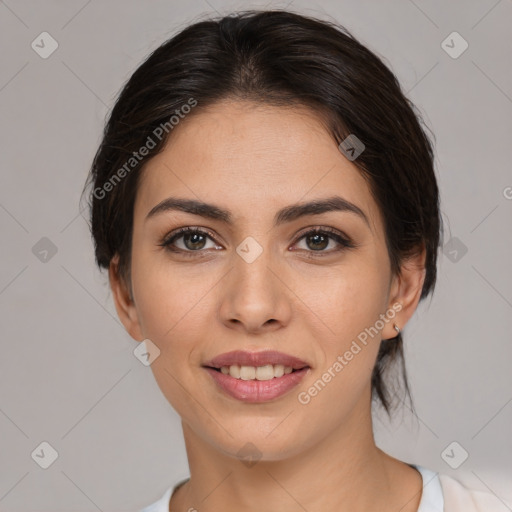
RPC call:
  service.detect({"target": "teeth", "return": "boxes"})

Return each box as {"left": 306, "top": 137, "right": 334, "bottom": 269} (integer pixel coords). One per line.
{"left": 273, "top": 364, "right": 284, "bottom": 378}
{"left": 219, "top": 364, "right": 296, "bottom": 380}
{"left": 229, "top": 364, "right": 241, "bottom": 379}
{"left": 240, "top": 366, "right": 256, "bottom": 380}
{"left": 255, "top": 365, "right": 274, "bottom": 380}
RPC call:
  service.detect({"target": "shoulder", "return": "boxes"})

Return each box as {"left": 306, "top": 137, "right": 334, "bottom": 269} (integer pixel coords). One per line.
{"left": 139, "top": 486, "right": 172, "bottom": 512}
{"left": 139, "top": 477, "right": 190, "bottom": 512}
{"left": 438, "top": 472, "right": 511, "bottom": 512}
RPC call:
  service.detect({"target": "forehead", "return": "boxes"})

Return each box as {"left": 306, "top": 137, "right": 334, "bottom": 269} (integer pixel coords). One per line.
{"left": 135, "top": 100, "right": 382, "bottom": 235}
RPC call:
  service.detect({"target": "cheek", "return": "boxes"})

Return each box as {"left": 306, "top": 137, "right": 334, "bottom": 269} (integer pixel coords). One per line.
{"left": 293, "top": 270, "right": 386, "bottom": 414}
{"left": 131, "top": 248, "right": 216, "bottom": 343}
{"left": 296, "top": 261, "right": 389, "bottom": 344}
{"left": 132, "top": 260, "right": 213, "bottom": 410}
{"left": 292, "top": 262, "right": 389, "bottom": 400}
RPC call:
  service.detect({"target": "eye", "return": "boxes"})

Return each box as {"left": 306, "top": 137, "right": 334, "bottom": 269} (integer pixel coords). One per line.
{"left": 159, "top": 225, "right": 356, "bottom": 258}
{"left": 159, "top": 227, "right": 221, "bottom": 256}
{"left": 292, "top": 227, "right": 355, "bottom": 255}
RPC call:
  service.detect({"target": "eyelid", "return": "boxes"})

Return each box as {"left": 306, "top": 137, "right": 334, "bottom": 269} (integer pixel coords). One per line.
{"left": 160, "top": 226, "right": 222, "bottom": 251}
{"left": 294, "top": 225, "right": 352, "bottom": 242}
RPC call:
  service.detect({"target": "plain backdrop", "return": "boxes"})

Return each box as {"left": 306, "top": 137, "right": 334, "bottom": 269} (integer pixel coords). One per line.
{"left": 1, "top": 0, "right": 511, "bottom": 510}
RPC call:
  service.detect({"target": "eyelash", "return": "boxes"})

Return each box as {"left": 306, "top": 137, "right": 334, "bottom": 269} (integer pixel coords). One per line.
{"left": 158, "top": 226, "right": 356, "bottom": 258}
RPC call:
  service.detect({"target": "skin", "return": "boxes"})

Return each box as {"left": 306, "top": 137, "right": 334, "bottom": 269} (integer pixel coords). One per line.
{"left": 109, "top": 99, "right": 427, "bottom": 512}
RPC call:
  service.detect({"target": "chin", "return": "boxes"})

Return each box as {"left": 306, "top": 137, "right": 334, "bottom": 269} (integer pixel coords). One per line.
{"left": 203, "top": 420, "right": 314, "bottom": 463}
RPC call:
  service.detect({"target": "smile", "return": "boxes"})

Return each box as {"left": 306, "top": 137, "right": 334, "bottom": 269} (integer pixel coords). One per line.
{"left": 204, "top": 365, "right": 310, "bottom": 403}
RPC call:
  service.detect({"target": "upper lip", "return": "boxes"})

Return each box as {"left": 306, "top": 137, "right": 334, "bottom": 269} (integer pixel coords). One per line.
{"left": 203, "top": 350, "right": 310, "bottom": 370}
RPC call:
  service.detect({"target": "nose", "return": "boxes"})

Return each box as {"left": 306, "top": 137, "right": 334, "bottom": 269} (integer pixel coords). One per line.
{"left": 218, "top": 245, "right": 292, "bottom": 335}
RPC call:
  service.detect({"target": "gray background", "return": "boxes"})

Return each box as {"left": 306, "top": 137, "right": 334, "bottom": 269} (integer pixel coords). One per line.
{"left": 1, "top": 0, "right": 511, "bottom": 510}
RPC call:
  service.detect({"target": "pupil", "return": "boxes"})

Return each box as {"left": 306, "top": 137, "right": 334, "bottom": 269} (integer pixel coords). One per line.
{"left": 308, "top": 233, "right": 328, "bottom": 250}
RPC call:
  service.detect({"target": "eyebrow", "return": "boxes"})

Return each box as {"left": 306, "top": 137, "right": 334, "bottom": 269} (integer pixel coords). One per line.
{"left": 145, "top": 195, "right": 370, "bottom": 229}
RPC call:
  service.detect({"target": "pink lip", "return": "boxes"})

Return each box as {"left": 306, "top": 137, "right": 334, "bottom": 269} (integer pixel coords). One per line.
{"left": 204, "top": 367, "right": 311, "bottom": 403}
{"left": 203, "top": 350, "right": 310, "bottom": 370}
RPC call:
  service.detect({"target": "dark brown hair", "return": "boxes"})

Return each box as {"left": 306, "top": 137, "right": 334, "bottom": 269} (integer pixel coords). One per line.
{"left": 82, "top": 9, "right": 442, "bottom": 416}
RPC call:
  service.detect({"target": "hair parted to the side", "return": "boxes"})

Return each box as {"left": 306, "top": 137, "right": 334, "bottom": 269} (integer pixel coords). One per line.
{"left": 81, "top": 9, "right": 442, "bottom": 416}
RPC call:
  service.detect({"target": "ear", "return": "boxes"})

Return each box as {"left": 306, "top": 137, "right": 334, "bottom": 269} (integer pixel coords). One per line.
{"left": 383, "top": 245, "right": 427, "bottom": 340}
{"left": 109, "top": 253, "right": 144, "bottom": 342}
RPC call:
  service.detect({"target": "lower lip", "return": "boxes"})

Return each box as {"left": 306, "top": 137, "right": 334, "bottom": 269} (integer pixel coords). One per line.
{"left": 204, "top": 367, "right": 310, "bottom": 403}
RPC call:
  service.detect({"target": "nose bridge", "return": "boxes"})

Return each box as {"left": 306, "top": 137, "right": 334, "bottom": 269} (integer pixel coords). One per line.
{"left": 219, "top": 233, "right": 290, "bottom": 330}
{"left": 232, "top": 234, "right": 275, "bottom": 297}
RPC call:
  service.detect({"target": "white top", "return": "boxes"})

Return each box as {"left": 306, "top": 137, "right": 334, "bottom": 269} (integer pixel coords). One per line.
{"left": 140, "top": 464, "right": 444, "bottom": 512}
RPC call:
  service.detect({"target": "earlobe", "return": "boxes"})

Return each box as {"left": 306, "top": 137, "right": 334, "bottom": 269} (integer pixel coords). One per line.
{"left": 108, "top": 254, "right": 144, "bottom": 341}
{"left": 385, "top": 247, "right": 426, "bottom": 340}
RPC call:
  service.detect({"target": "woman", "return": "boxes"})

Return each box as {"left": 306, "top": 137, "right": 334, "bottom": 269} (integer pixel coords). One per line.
{"left": 83, "top": 9, "right": 507, "bottom": 512}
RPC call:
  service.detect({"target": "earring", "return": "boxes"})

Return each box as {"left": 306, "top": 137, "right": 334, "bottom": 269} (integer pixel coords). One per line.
{"left": 393, "top": 324, "right": 401, "bottom": 335}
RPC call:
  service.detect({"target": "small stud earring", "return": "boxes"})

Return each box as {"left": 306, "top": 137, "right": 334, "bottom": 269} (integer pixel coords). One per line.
{"left": 393, "top": 324, "right": 401, "bottom": 335}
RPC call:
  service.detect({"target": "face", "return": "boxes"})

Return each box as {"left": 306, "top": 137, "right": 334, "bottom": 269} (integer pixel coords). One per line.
{"left": 111, "top": 99, "right": 420, "bottom": 461}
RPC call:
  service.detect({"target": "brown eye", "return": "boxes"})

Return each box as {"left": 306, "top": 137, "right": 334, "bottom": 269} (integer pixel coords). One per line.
{"left": 293, "top": 227, "right": 355, "bottom": 255}
{"left": 181, "top": 231, "right": 207, "bottom": 250}
{"left": 305, "top": 232, "right": 330, "bottom": 251}
{"left": 159, "top": 227, "right": 221, "bottom": 255}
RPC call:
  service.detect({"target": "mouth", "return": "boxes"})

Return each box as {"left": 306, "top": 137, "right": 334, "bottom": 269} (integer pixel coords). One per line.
{"left": 202, "top": 350, "right": 311, "bottom": 403}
